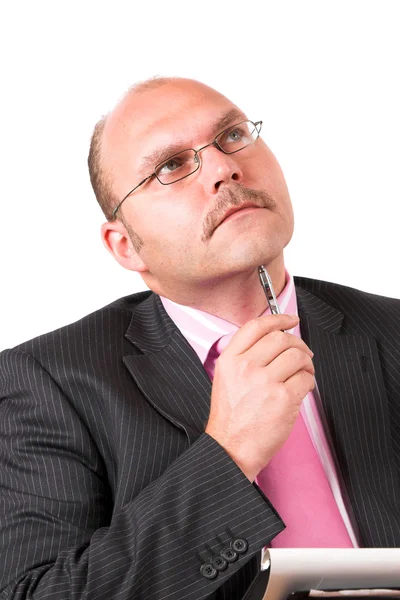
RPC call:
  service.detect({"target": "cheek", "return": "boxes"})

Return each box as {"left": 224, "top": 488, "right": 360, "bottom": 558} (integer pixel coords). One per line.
{"left": 255, "top": 151, "right": 292, "bottom": 202}
{"left": 250, "top": 155, "right": 294, "bottom": 234}
{"left": 135, "top": 200, "right": 201, "bottom": 249}
{"left": 256, "top": 152, "right": 284, "bottom": 185}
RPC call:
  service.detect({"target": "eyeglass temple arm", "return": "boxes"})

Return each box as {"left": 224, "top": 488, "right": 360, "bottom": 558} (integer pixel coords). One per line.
{"left": 111, "top": 175, "right": 153, "bottom": 220}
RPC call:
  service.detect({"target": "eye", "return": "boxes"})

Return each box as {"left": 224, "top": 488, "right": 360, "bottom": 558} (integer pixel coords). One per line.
{"left": 227, "top": 128, "right": 245, "bottom": 142}
{"left": 218, "top": 125, "right": 250, "bottom": 148}
{"left": 155, "top": 150, "right": 196, "bottom": 183}
{"left": 158, "top": 157, "right": 183, "bottom": 175}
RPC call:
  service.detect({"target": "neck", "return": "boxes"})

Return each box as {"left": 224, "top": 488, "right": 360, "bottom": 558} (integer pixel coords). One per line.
{"left": 153, "top": 255, "right": 287, "bottom": 327}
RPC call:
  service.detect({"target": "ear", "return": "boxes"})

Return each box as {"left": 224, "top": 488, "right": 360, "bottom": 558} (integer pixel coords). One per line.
{"left": 100, "top": 220, "right": 148, "bottom": 273}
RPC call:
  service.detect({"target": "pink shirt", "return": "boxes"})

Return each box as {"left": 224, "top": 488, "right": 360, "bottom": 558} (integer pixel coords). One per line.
{"left": 160, "top": 271, "right": 360, "bottom": 546}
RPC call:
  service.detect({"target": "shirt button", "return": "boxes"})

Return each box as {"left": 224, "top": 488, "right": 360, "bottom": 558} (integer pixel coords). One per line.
{"left": 200, "top": 563, "right": 218, "bottom": 580}
{"left": 231, "top": 538, "right": 248, "bottom": 554}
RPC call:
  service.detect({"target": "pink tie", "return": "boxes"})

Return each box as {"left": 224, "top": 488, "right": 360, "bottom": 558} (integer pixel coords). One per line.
{"left": 213, "top": 334, "right": 353, "bottom": 548}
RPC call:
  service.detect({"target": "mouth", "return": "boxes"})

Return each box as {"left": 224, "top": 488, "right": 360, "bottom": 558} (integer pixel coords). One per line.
{"left": 218, "top": 204, "right": 262, "bottom": 227}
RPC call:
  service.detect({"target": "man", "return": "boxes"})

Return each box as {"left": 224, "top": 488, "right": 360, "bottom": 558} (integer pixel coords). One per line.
{"left": 0, "top": 77, "right": 399, "bottom": 600}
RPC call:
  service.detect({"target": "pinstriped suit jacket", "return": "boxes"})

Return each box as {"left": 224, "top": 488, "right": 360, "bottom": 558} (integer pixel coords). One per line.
{"left": 0, "top": 276, "right": 400, "bottom": 600}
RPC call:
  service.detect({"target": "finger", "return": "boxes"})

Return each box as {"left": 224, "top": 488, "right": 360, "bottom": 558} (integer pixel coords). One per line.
{"left": 264, "top": 347, "right": 315, "bottom": 383}
{"left": 248, "top": 330, "right": 314, "bottom": 366}
{"left": 224, "top": 314, "right": 299, "bottom": 356}
{"left": 284, "top": 369, "right": 316, "bottom": 401}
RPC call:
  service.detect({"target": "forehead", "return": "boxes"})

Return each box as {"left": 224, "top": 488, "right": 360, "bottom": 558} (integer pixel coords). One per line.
{"left": 103, "top": 81, "right": 245, "bottom": 189}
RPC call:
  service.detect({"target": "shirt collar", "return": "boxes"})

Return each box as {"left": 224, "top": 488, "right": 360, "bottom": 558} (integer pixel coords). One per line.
{"left": 160, "top": 270, "right": 297, "bottom": 365}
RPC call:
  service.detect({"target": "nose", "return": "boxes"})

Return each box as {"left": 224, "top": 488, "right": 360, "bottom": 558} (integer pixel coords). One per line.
{"left": 198, "top": 145, "right": 244, "bottom": 195}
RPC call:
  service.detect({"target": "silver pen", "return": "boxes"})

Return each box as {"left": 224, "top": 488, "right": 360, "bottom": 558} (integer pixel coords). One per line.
{"left": 258, "top": 265, "right": 281, "bottom": 315}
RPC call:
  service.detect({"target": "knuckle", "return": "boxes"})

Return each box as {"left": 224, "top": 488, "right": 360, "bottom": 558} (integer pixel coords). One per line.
{"left": 236, "top": 357, "right": 253, "bottom": 378}
{"left": 270, "top": 382, "right": 288, "bottom": 402}
{"left": 287, "top": 347, "right": 304, "bottom": 362}
{"left": 269, "top": 329, "right": 286, "bottom": 346}
{"left": 278, "top": 386, "right": 290, "bottom": 403}
{"left": 296, "top": 340, "right": 310, "bottom": 353}
{"left": 224, "top": 355, "right": 255, "bottom": 380}
{"left": 244, "top": 318, "right": 263, "bottom": 336}
{"left": 301, "top": 370, "right": 315, "bottom": 389}
{"left": 249, "top": 315, "right": 283, "bottom": 335}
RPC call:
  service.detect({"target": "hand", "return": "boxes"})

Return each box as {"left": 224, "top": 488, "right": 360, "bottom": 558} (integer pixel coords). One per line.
{"left": 205, "top": 314, "right": 315, "bottom": 482}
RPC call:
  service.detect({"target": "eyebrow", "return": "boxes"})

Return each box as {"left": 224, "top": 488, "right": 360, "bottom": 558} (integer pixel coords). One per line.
{"left": 137, "top": 108, "right": 247, "bottom": 176}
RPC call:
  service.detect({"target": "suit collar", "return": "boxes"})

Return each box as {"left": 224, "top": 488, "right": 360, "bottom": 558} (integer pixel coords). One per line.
{"left": 125, "top": 293, "right": 177, "bottom": 353}
{"left": 295, "top": 284, "right": 344, "bottom": 334}
{"left": 124, "top": 293, "right": 212, "bottom": 444}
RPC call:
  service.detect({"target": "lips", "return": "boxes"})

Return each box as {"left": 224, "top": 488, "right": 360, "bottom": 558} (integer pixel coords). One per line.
{"left": 218, "top": 203, "right": 261, "bottom": 227}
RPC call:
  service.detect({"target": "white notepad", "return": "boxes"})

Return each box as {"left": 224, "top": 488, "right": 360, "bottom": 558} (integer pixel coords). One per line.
{"left": 260, "top": 549, "right": 400, "bottom": 600}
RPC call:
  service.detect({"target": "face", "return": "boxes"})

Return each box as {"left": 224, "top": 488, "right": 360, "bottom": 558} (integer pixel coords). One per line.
{"left": 101, "top": 79, "right": 294, "bottom": 298}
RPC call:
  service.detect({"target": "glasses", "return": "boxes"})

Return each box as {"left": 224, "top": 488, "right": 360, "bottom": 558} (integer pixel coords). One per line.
{"left": 111, "top": 119, "right": 263, "bottom": 220}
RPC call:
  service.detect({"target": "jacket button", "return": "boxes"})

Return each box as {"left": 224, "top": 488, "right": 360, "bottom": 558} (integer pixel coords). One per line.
{"left": 212, "top": 555, "right": 228, "bottom": 571}
{"left": 220, "top": 547, "right": 238, "bottom": 563}
{"left": 200, "top": 563, "right": 218, "bottom": 580}
{"left": 231, "top": 538, "right": 248, "bottom": 554}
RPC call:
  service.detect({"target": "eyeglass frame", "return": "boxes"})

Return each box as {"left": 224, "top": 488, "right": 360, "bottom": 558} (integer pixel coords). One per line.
{"left": 110, "top": 119, "right": 263, "bottom": 220}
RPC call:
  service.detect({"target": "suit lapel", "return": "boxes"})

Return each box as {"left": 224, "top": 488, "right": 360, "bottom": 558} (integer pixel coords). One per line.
{"left": 123, "top": 293, "right": 212, "bottom": 445}
{"left": 122, "top": 286, "right": 400, "bottom": 545}
{"left": 296, "top": 285, "right": 400, "bottom": 546}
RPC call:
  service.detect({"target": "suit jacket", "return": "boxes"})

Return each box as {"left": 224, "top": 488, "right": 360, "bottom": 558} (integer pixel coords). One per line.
{"left": 0, "top": 276, "right": 400, "bottom": 600}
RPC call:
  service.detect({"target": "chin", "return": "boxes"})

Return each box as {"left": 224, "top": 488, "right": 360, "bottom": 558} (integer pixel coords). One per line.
{"left": 226, "top": 234, "right": 284, "bottom": 264}
{"left": 209, "top": 249, "right": 280, "bottom": 279}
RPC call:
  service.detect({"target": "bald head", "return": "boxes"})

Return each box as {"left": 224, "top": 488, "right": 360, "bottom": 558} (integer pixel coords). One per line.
{"left": 88, "top": 76, "right": 173, "bottom": 220}
{"left": 88, "top": 77, "right": 235, "bottom": 220}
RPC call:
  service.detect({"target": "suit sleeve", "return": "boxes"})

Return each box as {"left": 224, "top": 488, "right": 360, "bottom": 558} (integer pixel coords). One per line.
{"left": 0, "top": 349, "right": 284, "bottom": 600}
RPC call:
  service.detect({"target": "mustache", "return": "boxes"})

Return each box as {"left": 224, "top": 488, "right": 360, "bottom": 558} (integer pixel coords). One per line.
{"left": 202, "top": 184, "right": 277, "bottom": 241}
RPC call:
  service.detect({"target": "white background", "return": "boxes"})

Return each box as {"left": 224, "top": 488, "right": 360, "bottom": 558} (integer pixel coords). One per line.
{"left": 1, "top": 1, "right": 399, "bottom": 350}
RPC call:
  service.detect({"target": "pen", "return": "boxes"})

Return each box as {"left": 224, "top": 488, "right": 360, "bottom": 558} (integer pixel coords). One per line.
{"left": 258, "top": 265, "right": 281, "bottom": 315}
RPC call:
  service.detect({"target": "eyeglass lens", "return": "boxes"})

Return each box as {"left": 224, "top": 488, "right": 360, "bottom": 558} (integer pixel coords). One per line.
{"left": 155, "top": 121, "right": 259, "bottom": 185}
